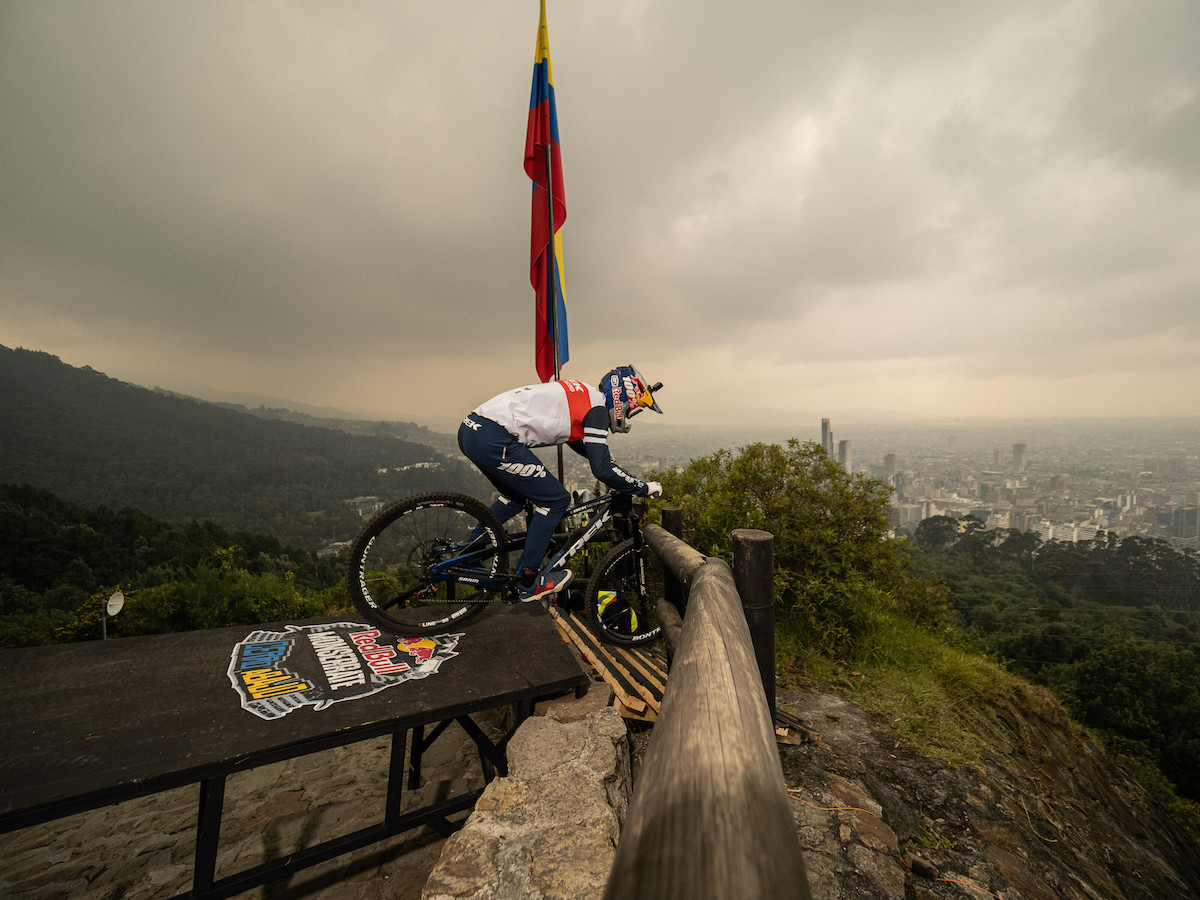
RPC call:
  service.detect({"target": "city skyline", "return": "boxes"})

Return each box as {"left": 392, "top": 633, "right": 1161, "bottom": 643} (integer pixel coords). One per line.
{"left": 815, "top": 414, "right": 1200, "bottom": 551}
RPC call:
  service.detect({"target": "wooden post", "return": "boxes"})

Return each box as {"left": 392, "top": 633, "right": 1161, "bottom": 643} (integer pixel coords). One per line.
{"left": 733, "top": 528, "right": 776, "bottom": 725}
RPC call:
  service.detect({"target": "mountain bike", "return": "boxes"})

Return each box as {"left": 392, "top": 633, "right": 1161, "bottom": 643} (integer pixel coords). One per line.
{"left": 345, "top": 490, "right": 663, "bottom": 647}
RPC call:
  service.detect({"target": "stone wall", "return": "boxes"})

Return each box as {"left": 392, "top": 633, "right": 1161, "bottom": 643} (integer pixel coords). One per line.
{"left": 422, "top": 686, "right": 630, "bottom": 900}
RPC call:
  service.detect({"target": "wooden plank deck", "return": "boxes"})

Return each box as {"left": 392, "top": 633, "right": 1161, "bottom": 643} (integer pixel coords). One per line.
{"left": 550, "top": 608, "right": 668, "bottom": 721}
{"left": 550, "top": 607, "right": 824, "bottom": 747}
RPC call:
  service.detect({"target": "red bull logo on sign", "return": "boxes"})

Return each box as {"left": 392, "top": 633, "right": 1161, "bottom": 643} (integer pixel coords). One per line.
{"left": 228, "top": 622, "right": 462, "bottom": 720}
{"left": 401, "top": 637, "right": 439, "bottom": 664}
{"left": 350, "top": 629, "right": 413, "bottom": 675}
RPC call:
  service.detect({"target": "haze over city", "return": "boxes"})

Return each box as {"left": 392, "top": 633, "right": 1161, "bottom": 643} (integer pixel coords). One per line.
{"left": 3, "top": 1, "right": 1199, "bottom": 427}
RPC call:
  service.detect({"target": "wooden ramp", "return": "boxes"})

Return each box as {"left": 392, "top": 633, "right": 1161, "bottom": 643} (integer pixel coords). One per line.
{"left": 550, "top": 608, "right": 826, "bottom": 745}
{"left": 550, "top": 608, "right": 668, "bottom": 722}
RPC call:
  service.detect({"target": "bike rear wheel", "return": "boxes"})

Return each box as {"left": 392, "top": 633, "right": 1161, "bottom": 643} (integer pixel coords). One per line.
{"left": 346, "top": 492, "right": 508, "bottom": 636}
{"left": 585, "top": 537, "right": 664, "bottom": 647}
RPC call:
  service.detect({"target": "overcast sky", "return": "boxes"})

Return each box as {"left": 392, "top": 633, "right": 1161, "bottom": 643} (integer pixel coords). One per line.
{"left": 2, "top": 1, "right": 1198, "bottom": 429}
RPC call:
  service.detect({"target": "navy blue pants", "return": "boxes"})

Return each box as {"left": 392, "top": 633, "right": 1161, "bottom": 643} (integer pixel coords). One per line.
{"left": 457, "top": 414, "right": 571, "bottom": 575}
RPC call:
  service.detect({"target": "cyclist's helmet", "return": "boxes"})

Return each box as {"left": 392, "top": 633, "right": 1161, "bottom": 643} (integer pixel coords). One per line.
{"left": 600, "top": 365, "right": 662, "bottom": 433}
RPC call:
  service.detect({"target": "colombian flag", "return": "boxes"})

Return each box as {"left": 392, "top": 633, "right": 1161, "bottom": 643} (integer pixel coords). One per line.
{"left": 524, "top": 0, "right": 568, "bottom": 383}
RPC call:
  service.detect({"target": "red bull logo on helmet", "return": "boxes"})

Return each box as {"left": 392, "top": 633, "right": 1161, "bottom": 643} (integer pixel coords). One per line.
{"left": 608, "top": 372, "right": 625, "bottom": 428}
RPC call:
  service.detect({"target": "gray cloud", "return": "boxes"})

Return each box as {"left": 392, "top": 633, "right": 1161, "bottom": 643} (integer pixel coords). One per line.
{"left": 2, "top": 0, "right": 1199, "bottom": 424}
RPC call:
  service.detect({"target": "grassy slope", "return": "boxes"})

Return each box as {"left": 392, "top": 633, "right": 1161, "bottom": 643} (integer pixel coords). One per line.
{"left": 775, "top": 608, "right": 1200, "bottom": 846}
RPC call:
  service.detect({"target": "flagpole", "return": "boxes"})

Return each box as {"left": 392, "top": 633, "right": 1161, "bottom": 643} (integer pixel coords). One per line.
{"left": 544, "top": 142, "right": 561, "bottom": 382}
{"left": 544, "top": 141, "right": 566, "bottom": 482}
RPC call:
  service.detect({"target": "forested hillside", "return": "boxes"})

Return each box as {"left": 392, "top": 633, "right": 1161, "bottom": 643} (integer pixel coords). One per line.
{"left": 0, "top": 346, "right": 487, "bottom": 547}
{"left": 209, "top": 401, "right": 461, "bottom": 456}
{"left": 907, "top": 515, "right": 1200, "bottom": 801}
{"left": 0, "top": 484, "right": 346, "bottom": 648}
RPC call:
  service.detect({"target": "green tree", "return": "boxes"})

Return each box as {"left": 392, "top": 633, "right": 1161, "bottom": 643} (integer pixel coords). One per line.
{"left": 913, "top": 515, "right": 959, "bottom": 552}
{"left": 995, "top": 528, "right": 1041, "bottom": 573}
{"left": 954, "top": 516, "right": 992, "bottom": 559}
{"left": 1046, "top": 637, "right": 1200, "bottom": 798}
{"left": 1, "top": 485, "right": 349, "bottom": 647}
{"left": 660, "top": 440, "right": 943, "bottom": 658}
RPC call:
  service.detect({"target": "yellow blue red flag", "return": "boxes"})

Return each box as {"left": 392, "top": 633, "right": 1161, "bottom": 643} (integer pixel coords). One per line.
{"left": 524, "top": 0, "right": 568, "bottom": 383}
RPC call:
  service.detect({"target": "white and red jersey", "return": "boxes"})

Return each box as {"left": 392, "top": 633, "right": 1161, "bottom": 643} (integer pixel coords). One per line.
{"left": 473, "top": 380, "right": 603, "bottom": 448}
{"left": 471, "top": 379, "right": 650, "bottom": 496}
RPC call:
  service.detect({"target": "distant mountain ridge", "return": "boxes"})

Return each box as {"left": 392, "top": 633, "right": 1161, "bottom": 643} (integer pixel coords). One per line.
{"left": 204, "top": 400, "right": 460, "bottom": 456}
{"left": 0, "top": 345, "right": 487, "bottom": 547}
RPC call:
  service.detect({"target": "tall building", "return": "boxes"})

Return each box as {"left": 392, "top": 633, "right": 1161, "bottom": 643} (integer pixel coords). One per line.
{"left": 1173, "top": 507, "right": 1200, "bottom": 551}
{"left": 1012, "top": 442, "right": 1027, "bottom": 472}
{"left": 837, "top": 439, "right": 852, "bottom": 473}
{"left": 883, "top": 453, "right": 897, "bottom": 476}
{"left": 821, "top": 418, "right": 833, "bottom": 456}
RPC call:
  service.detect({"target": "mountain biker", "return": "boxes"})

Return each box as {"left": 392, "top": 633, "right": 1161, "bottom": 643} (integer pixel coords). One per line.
{"left": 457, "top": 366, "right": 663, "bottom": 602}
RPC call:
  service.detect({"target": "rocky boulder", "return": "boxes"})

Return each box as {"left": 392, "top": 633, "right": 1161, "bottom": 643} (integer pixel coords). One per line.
{"left": 781, "top": 689, "right": 1200, "bottom": 899}
{"left": 422, "top": 687, "right": 630, "bottom": 900}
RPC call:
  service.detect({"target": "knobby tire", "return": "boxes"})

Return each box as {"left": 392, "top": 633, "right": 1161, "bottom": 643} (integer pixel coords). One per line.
{"left": 345, "top": 492, "right": 508, "bottom": 636}
{"left": 585, "top": 537, "right": 664, "bottom": 647}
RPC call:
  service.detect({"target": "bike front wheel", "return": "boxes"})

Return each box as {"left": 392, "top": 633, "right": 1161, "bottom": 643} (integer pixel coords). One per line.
{"left": 346, "top": 492, "right": 508, "bottom": 636}
{"left": 585, "top": 538, "right": 664, "bottom": 647}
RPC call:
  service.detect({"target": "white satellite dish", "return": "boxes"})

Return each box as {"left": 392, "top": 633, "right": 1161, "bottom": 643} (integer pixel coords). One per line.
{"left": 107, "top": 591, "right": 125, "bottom": 616}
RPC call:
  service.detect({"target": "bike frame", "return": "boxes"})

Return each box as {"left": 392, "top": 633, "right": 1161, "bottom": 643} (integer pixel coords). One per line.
{"left": 427, "top": 494, "right": 634, "bottom": 597}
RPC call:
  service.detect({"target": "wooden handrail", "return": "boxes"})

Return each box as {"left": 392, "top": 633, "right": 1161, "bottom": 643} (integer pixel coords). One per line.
{"left": 643, "top": 523, "right": 703, "bottom": 651}
{"left": 603, "top": 534, "right": 813, "bottom": 899}
{"left": 642, "top": 522, "right": 706, "bottom": 586}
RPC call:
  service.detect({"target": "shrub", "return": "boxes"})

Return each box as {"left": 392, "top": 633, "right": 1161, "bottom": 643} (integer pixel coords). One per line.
{"left": 660, "top": 439, "right": 944, "bottom": 658}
